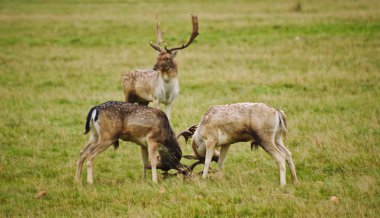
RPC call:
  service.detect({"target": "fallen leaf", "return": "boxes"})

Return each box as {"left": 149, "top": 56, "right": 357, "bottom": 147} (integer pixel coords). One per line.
{"left": 35, "top": 191, "right": 46, "bottom": 199}
{"left": 194, "top": 195, "right": 203, "bottom": 200}
{"left": 159, "top": 186, "right": 165, "bottom": 194}
{"left": 271, "top": 193, "right": 295, "bottom": 198}
{"left": 330, "top": 196, "right": 340, "bottom": 205}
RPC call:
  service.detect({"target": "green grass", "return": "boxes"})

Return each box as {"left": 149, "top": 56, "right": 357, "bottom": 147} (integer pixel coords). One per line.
{"left": 1, "top": 0, "right": 379, "bottom": 217}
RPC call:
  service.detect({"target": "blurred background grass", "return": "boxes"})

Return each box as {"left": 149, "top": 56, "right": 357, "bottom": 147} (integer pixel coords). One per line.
{"left": 0, "top": 0, "right": 379, "bottom": 217}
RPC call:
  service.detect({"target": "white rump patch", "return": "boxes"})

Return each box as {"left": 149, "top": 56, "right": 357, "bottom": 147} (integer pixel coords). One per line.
{"left": 91, "top": 109, "right": 97, "bottom": 121}
{"left": 91, "top": 109, "right": 101, "bottom": 133}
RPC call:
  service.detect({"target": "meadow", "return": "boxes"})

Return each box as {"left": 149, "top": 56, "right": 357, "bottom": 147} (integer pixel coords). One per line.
{"left": 0, "top": 0, "right": 379, "bottom": 217}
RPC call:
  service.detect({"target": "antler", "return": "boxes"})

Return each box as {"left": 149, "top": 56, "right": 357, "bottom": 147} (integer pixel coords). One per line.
{"left": 165, "top": 15, "right": 199, "bottom": 53}
{"left": 189, "top": 160, "right": 203, "bottom": 171}
{"left": 184, "top": 158, "right": 219, "bottom": 174}
{"left": 150, "top": 14, "right": 164, "bottom": 52}
{"left": 176, "top": 124, "right": 198, "bottom": 143}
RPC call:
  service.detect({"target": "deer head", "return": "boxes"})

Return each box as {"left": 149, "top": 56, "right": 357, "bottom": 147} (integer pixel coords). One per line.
{"left": 150, "top": 15, "right": 199, "bottom": 73}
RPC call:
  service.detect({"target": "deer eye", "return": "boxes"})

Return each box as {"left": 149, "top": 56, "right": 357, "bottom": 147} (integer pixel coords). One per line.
{"left": 164, "top": 57, "right": 169, "bottom": 61}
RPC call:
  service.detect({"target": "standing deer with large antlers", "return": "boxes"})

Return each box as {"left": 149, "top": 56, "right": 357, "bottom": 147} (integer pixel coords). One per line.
{"left": 178, "top": 103, "right": 299, "bottom": 186}
{"left": 122, "top": 15, "right": 199, "bottom": 120}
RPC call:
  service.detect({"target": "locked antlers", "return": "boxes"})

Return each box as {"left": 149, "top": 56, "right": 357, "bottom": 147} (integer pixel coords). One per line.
{"left": 177, "top": 124, "right": 219, "bottom": 172}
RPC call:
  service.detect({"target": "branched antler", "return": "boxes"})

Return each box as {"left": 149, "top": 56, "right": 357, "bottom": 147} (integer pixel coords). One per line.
{"left": 176, "top": 124, "right": 197, "bottom": 143}
{"left": 150, "top": 14, "right": 199, "bottom": 53}
{"left": 150, "top": 14, "right": 164, "bottom": 52}
{"left": 165, "top": 15, "right": 199, "bottom": 53}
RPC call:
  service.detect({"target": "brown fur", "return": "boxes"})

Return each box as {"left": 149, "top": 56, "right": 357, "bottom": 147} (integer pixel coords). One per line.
{"left": 75, "top": 101, "right": 186, "bottom": 184}
{"left": 122, "top": 15, "right": 198, "bottom": 120}
{"left": 182, "top": 102, "right": 298, "bottom": 186}
{"left": 121, "top": 53, "right": 180, "bottom": 121}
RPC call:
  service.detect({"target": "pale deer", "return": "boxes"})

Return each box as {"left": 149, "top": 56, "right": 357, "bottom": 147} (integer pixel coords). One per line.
{"left": 122, "top": 15, "right": 199, "bottom": 120}
{"left": 178, "top": 103, "right": 299, "bottom": 186}
{"left": 75, "top": 101, "right": 189, "bottom": 184}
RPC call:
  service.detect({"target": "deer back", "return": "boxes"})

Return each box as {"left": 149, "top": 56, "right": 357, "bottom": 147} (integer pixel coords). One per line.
{"left": 193, "top": 103, "right": 280, "bottom": 151}
{"left": 92, "top": 101, "right": 183, "bottom": 170}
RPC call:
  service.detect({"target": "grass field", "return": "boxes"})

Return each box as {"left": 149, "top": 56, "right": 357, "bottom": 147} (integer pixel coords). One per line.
{"left": 1, "top": 0, "right": 379, "bottom": 217}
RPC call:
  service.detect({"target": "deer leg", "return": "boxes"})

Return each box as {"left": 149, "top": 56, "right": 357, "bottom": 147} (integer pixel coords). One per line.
{"left": 147, "top": 141, "right": 159, "bottom": 183}
{"left": 86, "top": 139, "right": 113, "bottom": 184}
{"left": 75, "top": 133, "right": 98, "bottom": 182}
{"left": 261, "top": 139, "right": 287, "bottom": 186}
{"left": 140, "top": 146, "right": 149, "bottom": 179}
{"left": 276, "top": 137, "right": 298, "bottom": 185}
{"left": 202, "top": 139, "right": 216, "bottom": 179}
{"left": 164, "top": 103, "right": 172, "bottom": 121}
{"left": 218, "top": 144, "right": 230, "bottom": 170}
{"left": 80, "top": 133, "right": 98, "bottom": 156}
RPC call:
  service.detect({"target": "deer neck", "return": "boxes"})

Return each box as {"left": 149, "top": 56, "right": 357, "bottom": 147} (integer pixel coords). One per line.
{"left": 156, "top": 131, "right": 183, "bottom": 171}
{"left": 159, "top": 67, "right": 178, "bottom": 83}
{"left": 159, "top": 63, "right": 178, "bottom": 83}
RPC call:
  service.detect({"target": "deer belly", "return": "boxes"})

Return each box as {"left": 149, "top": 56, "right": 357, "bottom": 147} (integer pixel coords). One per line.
{"left": 119, "top": 134, "right": 147, "bottom": 147}
{"left": 217, "top": 129, "right": 252, "bottom": 145}
{"left": 128, "top": 92, "right": 152, "bottom": 105}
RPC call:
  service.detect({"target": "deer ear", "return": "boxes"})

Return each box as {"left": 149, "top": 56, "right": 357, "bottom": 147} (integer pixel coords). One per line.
{"left": 170, "top": 51, "right": 178, "bottom": 58}
{"left": 182, "top": 154, "right": 199, "bottom": 160}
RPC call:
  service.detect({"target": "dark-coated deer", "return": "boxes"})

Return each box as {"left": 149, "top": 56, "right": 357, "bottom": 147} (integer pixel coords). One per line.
{"left": 178, "top": 103, "right": 299, "bottom": 186}
{"left": 75, "top": 101, "right": 189, "bottom": 184}
{"left": 122, "top": 15, "right": 199, "bottom": 120}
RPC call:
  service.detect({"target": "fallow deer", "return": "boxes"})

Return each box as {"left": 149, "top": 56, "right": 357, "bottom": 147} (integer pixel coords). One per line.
{"left": 178, "top": 103, "right": 299, "bottom": 186}
{"left": 75, "top": 101, "right": 189, "bottom": 184}
{"left": 122, "top": 15, "right": 199, "bottom": 120}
